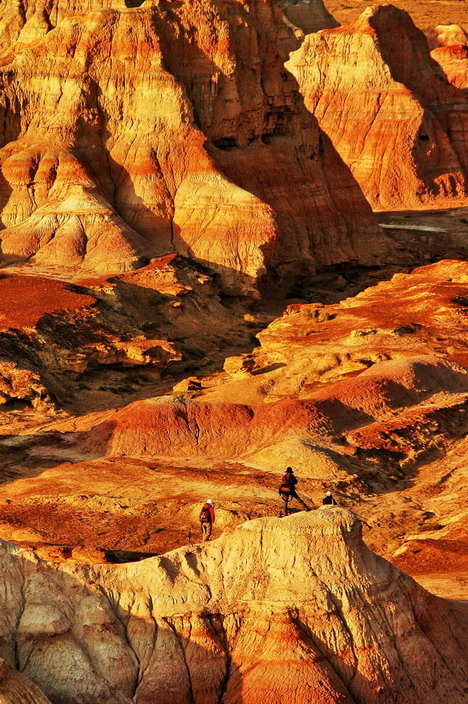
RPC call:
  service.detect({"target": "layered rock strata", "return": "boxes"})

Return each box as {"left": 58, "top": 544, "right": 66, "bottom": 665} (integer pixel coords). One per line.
{"left": 0, "top": 0, "right": 390, "bottom": 294}
{"left": 0, "top": 510, "right": 466, "bottom": 704}
{"left": 87, "top": 356, "right": 468, "bottom": 473}
{"left": 287, "top": 5, "right": 468, "bottom": 209}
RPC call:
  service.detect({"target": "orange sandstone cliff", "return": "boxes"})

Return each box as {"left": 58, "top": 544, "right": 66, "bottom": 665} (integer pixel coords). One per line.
{"left": 287, "top": 4, "right": 468, "bottom": 210}
{"left": 0, "top": 0, "right": 391, "bottom": 294}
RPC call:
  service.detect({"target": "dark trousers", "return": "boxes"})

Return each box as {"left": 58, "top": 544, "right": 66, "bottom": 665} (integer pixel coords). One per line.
{"left": 283, "top": 490, "right": 309, "bottom": 515}
{"left": 201, "top": 522, "right": 212, "bottom": 541}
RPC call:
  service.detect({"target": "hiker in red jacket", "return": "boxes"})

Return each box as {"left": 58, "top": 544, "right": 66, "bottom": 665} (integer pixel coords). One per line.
{"left": 200, "top": 499, "right": 215, "bottom": 541}
{"left": 278, "top": 467, "right": 310, "bottom": 516}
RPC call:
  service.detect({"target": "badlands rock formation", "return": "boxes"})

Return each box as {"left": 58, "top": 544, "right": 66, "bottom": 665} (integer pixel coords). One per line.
{"left": 428, "top": 25, "right": 468, "bottom": 91}
{"left": 0, "top": 269, "right": 177, "bottom": 405}
{"left": 0, "top": 260, "right": 466, "bottom": 568}
{"left": 0, "top": 510, "right": 466, "bottom": 704}
{"left": 0, "top": 0, "right": 390, "bottom": 294}
{"left": 280, "top": 0, "right": 339, "bottom": 34}
{"left": 427, "top": 24, "right": 468, "bottom": 50}
{"left": 0, "top": 254, "right": 252, "bottom": 406}
{"left": 87, "top": 356, "right": 468, "bottom": 474}
{"left": 287, "top": 5, "right": 468, "bottom": 209}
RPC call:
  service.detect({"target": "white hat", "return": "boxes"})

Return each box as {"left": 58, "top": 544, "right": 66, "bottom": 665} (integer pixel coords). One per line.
{"left": 326, "top": 491, "right": 332, "bottom": 496}
{"left": 206, "top": 499, "right": 213, "bottom": 505}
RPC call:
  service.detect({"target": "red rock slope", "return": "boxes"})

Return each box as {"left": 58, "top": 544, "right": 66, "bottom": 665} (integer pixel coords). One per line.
{"left": 0, "top": 510, "right": 466, "bottom": 704}
{"left": 287, "top": 4, "right": 468, "bottom": 209}
{"left": 0, "top": 0, "right": 390, "bottom": 294}
{"left": 428, "top": 25, "right": 468, "bottom": 91}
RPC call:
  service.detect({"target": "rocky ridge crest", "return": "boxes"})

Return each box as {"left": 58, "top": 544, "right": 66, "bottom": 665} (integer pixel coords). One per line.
{"left": 0, "top": 509, "right": 466, "bottom": 703}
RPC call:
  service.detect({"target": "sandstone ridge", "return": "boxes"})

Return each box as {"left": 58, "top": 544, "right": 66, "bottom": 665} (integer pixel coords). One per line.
{"left": 0, "top": 0, "right": 390, "bottom": 294}
{"left": 287, "top": 4, "right": 468, "bottom": 209}
{"left": 0, "top": 509, "right": 466, "bottom": 703}
{"left": 86, "top": 355, "right": 468, "bottom": 473}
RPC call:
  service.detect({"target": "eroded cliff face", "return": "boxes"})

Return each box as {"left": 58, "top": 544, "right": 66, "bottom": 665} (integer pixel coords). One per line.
{"left": 0, "top": 0, "right": 390, "bottom": 295}
{"left": 287, "top": 4, "right": 468, "bottom": 210}
{"left": 0, "top": 510, "right": 466, "bottom": 704}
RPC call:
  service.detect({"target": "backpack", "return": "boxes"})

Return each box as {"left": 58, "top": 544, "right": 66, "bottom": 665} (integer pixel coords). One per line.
{"left": 279, "top": 483, "right": 292, "bottom": 500}
{"left": 200, "top": 506, "right": 211, "bottom": 522}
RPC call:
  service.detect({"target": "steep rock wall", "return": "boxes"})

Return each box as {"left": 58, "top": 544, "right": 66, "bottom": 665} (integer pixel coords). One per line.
{"left": 0, "top": 510, "right": 466, "bottom": 703}
{"left": 287, "top": 5, "right": 468, "bottom": 210}
{"left": 0, "top": 0, "right": 391, "bottom": 294}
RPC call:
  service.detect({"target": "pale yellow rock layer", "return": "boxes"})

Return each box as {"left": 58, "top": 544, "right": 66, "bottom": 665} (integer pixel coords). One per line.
{"left": 0, "top": 510, "right": 466, "bottom": 703}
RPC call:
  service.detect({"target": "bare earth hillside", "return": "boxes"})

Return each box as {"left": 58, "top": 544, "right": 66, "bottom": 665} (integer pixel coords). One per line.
{"left": 0, "top": 510, "right": 466, "bottom": 704}
{"left": 0, "top": 0, "right": 466, "bottom": 701}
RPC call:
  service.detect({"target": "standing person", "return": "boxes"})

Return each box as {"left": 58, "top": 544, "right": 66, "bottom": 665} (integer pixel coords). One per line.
{"left": 322, "top": 491, "right": 337, "bottom": 506}
{"left": 200, "top": 499, "right": 215, "bottom": 541}
{"left": 278, "top": 467, "right": 310, "bottom": 516}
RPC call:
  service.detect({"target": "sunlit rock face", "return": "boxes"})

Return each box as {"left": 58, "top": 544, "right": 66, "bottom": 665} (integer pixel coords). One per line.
{"left": 287, "top": 5, "right": 468, "bottom": 210}
{"left": 0, "top": 510, "right": 466, "bottom": 704}
{"left": 0, "top": 0, "right": 390, "bottom": 295}
{"left": 427, "top": 25, "right": 468, "bottom": 92}
{"left": 426, "top": 23, "right": 468, "bottom": 50}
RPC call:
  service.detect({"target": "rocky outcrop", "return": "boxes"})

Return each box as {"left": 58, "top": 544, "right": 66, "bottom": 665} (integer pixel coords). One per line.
{"left": 80, "top": 260, "right": 468, "bottom": 477}
{"left": 428, "top": 25, "right": 468, "bottom": 91}
{"left": 0, "top": 659, "right": 52, "bottom": 704}
{"left": 85, "top": 354, "right": 468, "bottom": 475}
{"left": 0, "top": 0, "right": 391, "bottom": 294}
{"left": 287, "top": 5, "right": 468, "bottom": 209}
{"left": 0, "top": 270, "right": 180, "bottom": 404}
{"left": 279, "top": 0, "right": 339, "bottom": 34}
{"left": 0, "top": 510, "right": 466, "bottom": 704}
{"left": 426, "top": 24, "right": 468, "bottom": 50}
{"left": 253, "top": 259, "right": 468, "bottom": 389}
{"left": 0, "top": 362, "right": 52, "bottom": 409}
